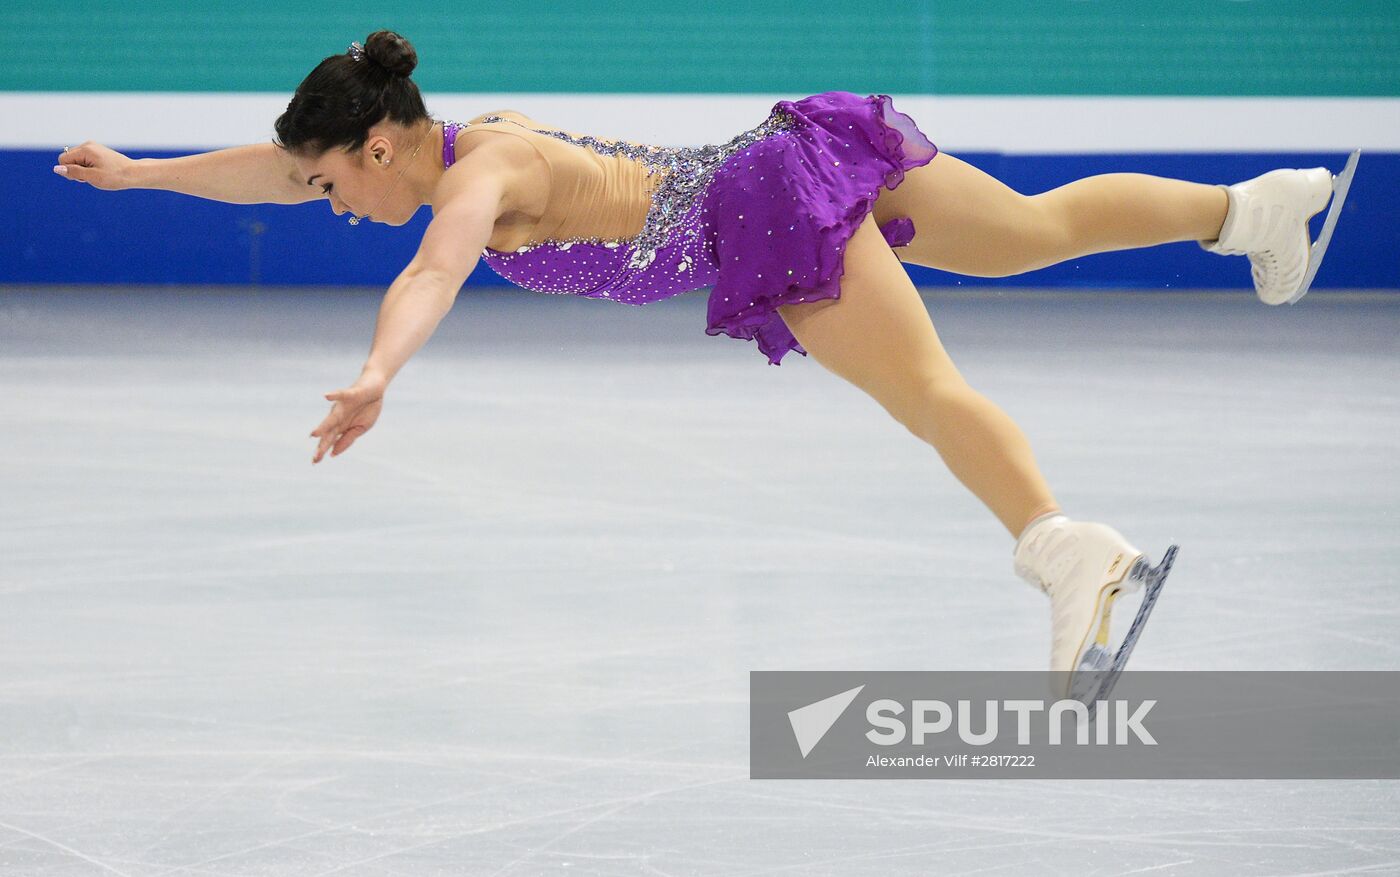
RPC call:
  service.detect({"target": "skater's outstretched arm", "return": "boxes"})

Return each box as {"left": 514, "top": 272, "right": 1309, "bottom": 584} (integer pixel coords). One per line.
{"left": 54, "top": 141, "right": 323, "bottom": 205}
{"left": 309, "top": 165, "right": 507, "bottom": 464}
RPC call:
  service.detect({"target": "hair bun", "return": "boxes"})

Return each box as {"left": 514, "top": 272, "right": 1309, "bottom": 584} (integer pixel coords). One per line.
{"left": 363, "top": 30, "right": 418, "bottom": 78}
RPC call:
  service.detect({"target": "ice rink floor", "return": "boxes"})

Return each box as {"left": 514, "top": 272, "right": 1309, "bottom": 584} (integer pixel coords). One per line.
{"left": 3, "top": 285, "right": 1399, "bottom": 875}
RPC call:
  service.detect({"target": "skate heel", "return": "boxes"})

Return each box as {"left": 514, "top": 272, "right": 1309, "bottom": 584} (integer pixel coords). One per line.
{"left": 1301, "top": 166, "right": 1334, "bottom": 216}
{"left": 1094, "top": 550, "right": 1137, "bottom": 614}
{"left": 1082, "top": 551, "right": 1139, "bottom": 651}
{"left": 1104, "top": 550, "right": 1143, "bottom": 595}
{"left": 1070, "top": 544, "right": 1179, "bottom": 709}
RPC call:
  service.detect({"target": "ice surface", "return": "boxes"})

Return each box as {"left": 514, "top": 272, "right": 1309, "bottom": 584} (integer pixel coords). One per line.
{"left": 2, "top": 286, "right": 1397, "bottom": 875}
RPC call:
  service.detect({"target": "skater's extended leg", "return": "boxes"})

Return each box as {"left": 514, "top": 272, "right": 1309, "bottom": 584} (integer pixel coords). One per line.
{"left": 1033, "top": 172, "right": 1229, "bottom": 259}
{"left": 874, "top": 151, "right": 1228, "bottom": 277}
{"left": 776, "top": 213, "right": 1061, "bottom": 538}
{"left": 785, "top": 213, "right": 1178, "bottom": 696}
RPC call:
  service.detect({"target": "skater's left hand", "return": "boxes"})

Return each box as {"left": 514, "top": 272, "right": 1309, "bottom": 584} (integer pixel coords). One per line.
{"left": 310, "top": 371, "right": 387, "bottom": 463}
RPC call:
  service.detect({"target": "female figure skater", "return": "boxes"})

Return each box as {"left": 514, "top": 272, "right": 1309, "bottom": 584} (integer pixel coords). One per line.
{"left": 53, "top": 31, "right": 1357, "bottom": 703}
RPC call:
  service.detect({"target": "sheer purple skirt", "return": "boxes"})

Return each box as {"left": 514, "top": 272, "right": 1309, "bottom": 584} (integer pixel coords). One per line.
{"left": 701, "top": 91, "right": 938, "bottom": 365}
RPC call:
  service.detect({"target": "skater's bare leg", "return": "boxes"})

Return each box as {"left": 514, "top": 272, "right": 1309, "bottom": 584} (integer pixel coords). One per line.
{"left": 874, "top": 152, "right": 1229, "bottom": 277}
{"left": 777, "top": 213, "right": 1061, "bottom": 538}
{"left": 1034, "top": 171, "right": 1229, "bottom": 256}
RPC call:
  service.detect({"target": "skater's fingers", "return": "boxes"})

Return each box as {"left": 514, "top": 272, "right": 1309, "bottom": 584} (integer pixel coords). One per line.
{"left": 312, "top": 412, "right": 343, "bottom": 463}
{"left": 311, "top": 407, "right": 341, "bottom": 439}
{"left": 57, "top": 145, "right": 95, "bottom": 167}
{"left": 54, "top": 162, "right": 92, "bottom": 183}
{"left": 331, "top": 426, "right": 364, "bottom": 457}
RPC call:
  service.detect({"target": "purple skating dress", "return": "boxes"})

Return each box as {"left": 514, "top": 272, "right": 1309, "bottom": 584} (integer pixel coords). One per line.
{"left": 445, "top": 91, "right": 938, "bottom": 365}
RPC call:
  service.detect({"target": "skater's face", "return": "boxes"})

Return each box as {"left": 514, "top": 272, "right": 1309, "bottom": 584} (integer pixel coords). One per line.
{"left": 294, "top": 126, "right": 426, "bottom": 226}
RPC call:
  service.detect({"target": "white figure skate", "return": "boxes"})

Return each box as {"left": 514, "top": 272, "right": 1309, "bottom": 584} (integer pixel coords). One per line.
{"left": 1199, "top": 149, "right": 1361, "bottom": 306}
{"left": 1014, "top": 513, "right": 1177, "bottom": 708}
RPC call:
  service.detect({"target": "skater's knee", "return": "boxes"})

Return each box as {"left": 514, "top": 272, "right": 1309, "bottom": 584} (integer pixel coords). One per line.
{"left": 1018, "top": 193, "right": 1081, "bottom": 267}
{"left": 966, "top": 195, "right": 1071, "bottom": 278}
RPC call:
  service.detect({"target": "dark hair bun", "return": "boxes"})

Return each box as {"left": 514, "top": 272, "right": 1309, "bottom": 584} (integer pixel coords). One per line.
{"left": 364, "top": 30, "right": 417, "bottom": 78}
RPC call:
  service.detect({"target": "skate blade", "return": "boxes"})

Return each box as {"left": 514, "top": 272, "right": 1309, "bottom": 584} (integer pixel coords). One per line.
{"left": 1069, "top": 544, "right": 1178, "bottom": 715}
{"left": 1285, "top": 149, "right": 1361, "bottom": 305}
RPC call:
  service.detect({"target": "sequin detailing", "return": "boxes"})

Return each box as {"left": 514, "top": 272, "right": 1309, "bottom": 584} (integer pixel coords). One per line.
{"left": 474, "top": 109, "right": 802, "bottom": 272}
{"left": 443, "top": 91, "right": 940, "bottom": 366}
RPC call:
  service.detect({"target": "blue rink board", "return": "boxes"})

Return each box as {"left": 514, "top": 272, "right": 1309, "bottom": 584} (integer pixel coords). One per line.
{"left": 4, "top": 150, "right": 1395, "bottom": 289}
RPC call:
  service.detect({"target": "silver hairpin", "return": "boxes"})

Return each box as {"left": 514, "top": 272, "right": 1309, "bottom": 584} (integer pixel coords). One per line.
{"left": 347, "top": 41, "right": 365, "bottom": 62}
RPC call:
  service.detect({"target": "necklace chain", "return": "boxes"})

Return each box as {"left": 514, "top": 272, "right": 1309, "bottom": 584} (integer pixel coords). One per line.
{"left": 348, "top": 119, "right": 439, "bottom": 226}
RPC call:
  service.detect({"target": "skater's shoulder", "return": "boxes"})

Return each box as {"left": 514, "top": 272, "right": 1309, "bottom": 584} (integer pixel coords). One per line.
{"left": 454, "top": 110, "right": 550, "bottom": 167}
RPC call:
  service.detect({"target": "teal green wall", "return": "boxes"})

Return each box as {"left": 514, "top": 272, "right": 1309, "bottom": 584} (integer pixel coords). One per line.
{"left": 5, "top": 0, "right": 1398, "bottom": 95}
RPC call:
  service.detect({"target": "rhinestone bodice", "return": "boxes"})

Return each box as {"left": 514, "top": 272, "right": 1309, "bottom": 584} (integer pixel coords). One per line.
{"left": 446, "top": 109, "right": 803, "bottom": 302}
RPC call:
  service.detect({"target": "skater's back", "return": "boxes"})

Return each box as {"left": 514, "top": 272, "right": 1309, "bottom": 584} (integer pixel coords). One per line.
{"left": 456, "top": 111, "right": 661, "bottom": 254}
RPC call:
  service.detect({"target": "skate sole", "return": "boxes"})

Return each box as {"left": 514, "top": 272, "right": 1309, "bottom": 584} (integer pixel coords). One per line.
{"left": 1069, "top": 544, "right": 1178, "bottom": 716}
{"left": 1284, "top": 148, "right": 1361, "bottom": 305}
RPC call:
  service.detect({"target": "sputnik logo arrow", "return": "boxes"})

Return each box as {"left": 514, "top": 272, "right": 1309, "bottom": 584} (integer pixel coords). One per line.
{"left": 787, "top": 684, "right": 865, "bottom": 758}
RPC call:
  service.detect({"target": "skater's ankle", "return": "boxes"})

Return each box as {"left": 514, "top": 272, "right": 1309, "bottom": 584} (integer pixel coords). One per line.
{"left": 1015, "top": 504, "right": 1064, "bottom": 543}
{"left": 1203, "top": 185, "right": 1229, "bottom": 242}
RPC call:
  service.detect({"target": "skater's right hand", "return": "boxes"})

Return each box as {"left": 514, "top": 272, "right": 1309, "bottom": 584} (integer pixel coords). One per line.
{"left": 54, "top": 142, "right": 137, "bottom": 190}
{"left": 309, "top": 371, "right": 388, "bottom": 464}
